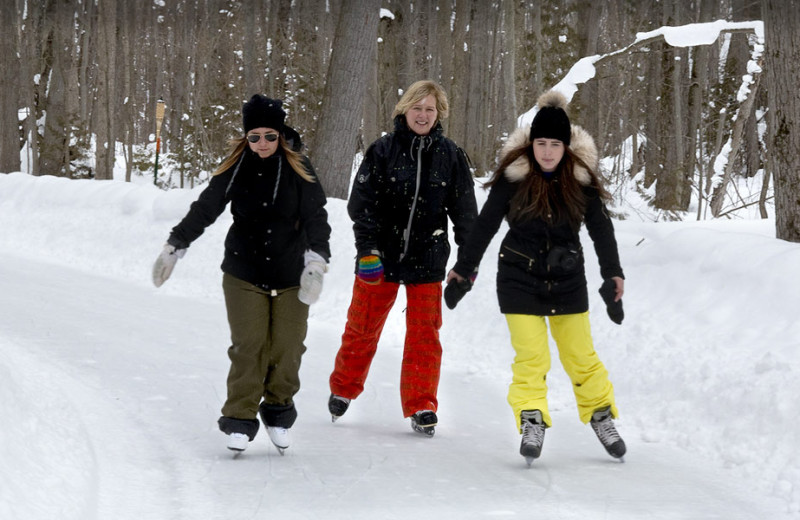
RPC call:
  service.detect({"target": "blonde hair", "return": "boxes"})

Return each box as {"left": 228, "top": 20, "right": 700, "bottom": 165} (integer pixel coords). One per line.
{"left": 392, "top": 80, "right": 450, "bottom": 121}
{"left": 212, "top": 135, "right": 314, "bottom": 182}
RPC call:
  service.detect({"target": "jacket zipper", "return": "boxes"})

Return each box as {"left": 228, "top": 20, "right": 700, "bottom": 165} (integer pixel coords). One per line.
{"left": 400, "top": 135, "right": 430, "bottom": 261}
{"left": 502, "top": 245, "right": 535, "bottom": 270}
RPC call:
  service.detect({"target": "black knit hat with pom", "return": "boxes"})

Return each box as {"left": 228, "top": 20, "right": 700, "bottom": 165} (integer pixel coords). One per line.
{"left": 529, "top": 91, "right": 571, "bottom": 146}
{"left": 242, "top": 94, "right": 286, "bottom": 133}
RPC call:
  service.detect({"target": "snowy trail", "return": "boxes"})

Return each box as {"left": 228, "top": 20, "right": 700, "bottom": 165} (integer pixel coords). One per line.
{"left": 1, "top": 251, "right": 791, "bottom": 519}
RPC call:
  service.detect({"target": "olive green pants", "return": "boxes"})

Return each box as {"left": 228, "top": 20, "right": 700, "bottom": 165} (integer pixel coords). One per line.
{"left": 220, "top": 274, "right": 308, "bottom": 420}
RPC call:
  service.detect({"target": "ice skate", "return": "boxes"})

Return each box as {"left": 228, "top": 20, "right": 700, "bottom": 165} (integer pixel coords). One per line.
{"left": 267, "top": 426, "right": 290, "bottom": 455}
{"left": 410, "top": 410, "right": 437, "bottom": 437}
{"left": 520, "top": 410, "right": 546, "bottom": 466}
{"left": 227, "top": 432, "right": 249, "bottom": 453}
{"left": 328, "top": 394, "right": 351, "bottom": 422}
{"left": 590, "top": 407, "right": 626, "bottom": 460}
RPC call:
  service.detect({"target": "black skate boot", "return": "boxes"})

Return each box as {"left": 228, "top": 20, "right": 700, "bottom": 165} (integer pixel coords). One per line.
{"left": 328, "top": 394, "right": 351, "bottom": 422}
{"left": 410, "top": 410, "right": 437, "bottom": 437}
{"left": 520, "top": 410, "right": 546, "bottom": 466}
{"left": 590, "top": 406, "right": 626, "bottom": 460}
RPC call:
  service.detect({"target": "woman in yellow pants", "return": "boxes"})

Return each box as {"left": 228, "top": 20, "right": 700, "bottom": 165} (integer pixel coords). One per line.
{"left": 446, "top": 90, "right": 626, "bottom": 464}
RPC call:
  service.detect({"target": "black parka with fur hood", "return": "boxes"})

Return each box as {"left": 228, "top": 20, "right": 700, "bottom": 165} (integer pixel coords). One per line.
{"left": 452, "top": 124, "right": 624, "bottom": 316}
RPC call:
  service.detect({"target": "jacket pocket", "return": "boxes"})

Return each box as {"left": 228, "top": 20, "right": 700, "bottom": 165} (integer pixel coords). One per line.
{"left": 422, "top": 230, "right": 450, "bottom": 275}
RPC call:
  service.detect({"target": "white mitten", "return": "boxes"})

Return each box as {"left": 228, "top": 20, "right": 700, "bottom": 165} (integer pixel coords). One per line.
{"left": 152, "top": 244, "right": 186, "bottom": 288}
{"left": 298, "top": 250, "right": 327, "bottom": 305}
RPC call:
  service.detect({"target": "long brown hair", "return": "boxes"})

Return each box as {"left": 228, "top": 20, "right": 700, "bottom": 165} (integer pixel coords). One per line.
{"left": 212, "top": 135, "right": 314, "bottom": 182}
{"left": 487, "top": 142, "right": 610, "bottom": 229}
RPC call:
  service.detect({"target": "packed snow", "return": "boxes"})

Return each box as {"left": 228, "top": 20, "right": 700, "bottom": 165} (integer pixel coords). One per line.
{"left": 1, "top": 167, "right": 798, "bottom": 519}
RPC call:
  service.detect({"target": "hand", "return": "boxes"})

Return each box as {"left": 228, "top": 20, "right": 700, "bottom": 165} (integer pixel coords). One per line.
{"left": 152, "top": 244, "right": 186, "bottom": 288}
{"left": 447, "top": 268, "right": 477, "bottom": 284}
{"left": 298, "top": 250, "right": 327, "bottom": 305}
{"left": 598, "top": 277, "right": 624, "bottom": 324}
{"left": 444, "top": 269, "right": 473, "bottom": 310}
{"left": 446, "top": 269, "right": 463, "bottom": 284}
{"left": 357, "top": 255, "right": 383, "bottom": 285}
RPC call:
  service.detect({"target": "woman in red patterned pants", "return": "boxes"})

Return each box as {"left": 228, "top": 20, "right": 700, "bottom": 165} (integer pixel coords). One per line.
{"left": 327, "top": 80, "right": 477, "bottom": 436}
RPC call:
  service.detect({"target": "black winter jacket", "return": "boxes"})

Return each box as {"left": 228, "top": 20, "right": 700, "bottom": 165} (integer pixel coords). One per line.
{"left": 168, "top": 148, "right": 331, "bottom": 291}
{"left": 348, "top": 116, "right": 478, "bottom": 284}
{"left": 453, "top": 126, "right": 623, "bottom": 316}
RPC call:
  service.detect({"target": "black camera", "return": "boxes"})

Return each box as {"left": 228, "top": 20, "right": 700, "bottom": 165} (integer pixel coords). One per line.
{"left": 546, "top": 245, "right": 580, "bottom": 271}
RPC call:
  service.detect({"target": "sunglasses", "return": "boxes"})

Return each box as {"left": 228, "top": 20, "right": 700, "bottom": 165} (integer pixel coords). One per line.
{"left": 247, "top": 133, "right": 279, "bottom": 143}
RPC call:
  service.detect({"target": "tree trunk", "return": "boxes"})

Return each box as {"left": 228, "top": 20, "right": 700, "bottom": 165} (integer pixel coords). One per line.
{"left": 94, "top": 0, "right": 118, "bottom": 180}
{"left": 763, "top": 0, "right": 800, "bottom": 241}
{"left": 709, "top": 63, "right": 762, "bottom": 217}
{"left": 362, "top": 39, "right": 381, "bottom": 152}
{"left": 311, "top": 0, "right": 380, "bottom": 200}
{"left": 16, "top": 1, "right": 45, "bottom": 176}
{"left": 497, "top": 0, "right": 517, "bottom": 142}
{"left": 40, "top": 1, "right": 80, "bottom": 177}
{"left": 447, "top": 0, "right": 470, "bottom": 150}
{"left": 687, "top": 43, "right": 710, "bottom": 213}
{"left": 463, "top": 2, "right": 491, "bottom": 176}
{"left": 0, "top": 0, "right": 20, "bottom": 173}
{"left": 643, "top": 41, "right": 664, "bottom": 191}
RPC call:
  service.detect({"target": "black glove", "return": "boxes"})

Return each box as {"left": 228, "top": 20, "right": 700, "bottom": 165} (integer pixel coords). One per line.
{"left": 599, "top": 279, "right": 624, "bottom": 325}
{"left": 444, "top": 278, "right": 473, "bottom": 310}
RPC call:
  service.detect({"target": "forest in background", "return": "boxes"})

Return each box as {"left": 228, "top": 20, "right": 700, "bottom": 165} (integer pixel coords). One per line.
{"left": 0, "top": 0, "right": 798, "bottom": 240}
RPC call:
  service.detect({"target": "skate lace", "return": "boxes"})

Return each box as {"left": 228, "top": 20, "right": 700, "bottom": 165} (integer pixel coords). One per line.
{"left": 592, "top": 417, "right": 621, "bottom": 445}
{"left": 521, "top": 420, "right": 545, "bottom": 446}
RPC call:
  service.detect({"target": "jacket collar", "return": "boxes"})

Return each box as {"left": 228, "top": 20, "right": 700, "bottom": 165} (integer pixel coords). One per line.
{"left": 393, "top": 115, "right": 444, "bottom": 144}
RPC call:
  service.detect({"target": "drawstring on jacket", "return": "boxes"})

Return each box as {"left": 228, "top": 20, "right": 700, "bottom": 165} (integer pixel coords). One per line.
{"left": 400, "top": 135, "right": 432, "bottom": 261}
{"left": 225, "top": 151, "right": 248, "bottom": 198}
{"left": 225, "top": 152, "right": 282, "bottom": 205}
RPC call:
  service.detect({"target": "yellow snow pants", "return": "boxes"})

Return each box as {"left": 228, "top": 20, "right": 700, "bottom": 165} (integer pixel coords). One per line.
{"left": 505, "top": 312, "right": 618, "bottom": 432}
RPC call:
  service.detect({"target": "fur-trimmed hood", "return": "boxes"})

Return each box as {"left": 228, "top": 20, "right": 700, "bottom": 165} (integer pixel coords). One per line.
{"left": 501, "top": 124, "right": 598, "bottom": 186}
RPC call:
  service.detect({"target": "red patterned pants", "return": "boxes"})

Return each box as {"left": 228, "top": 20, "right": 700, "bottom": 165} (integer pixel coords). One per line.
{"left": 329, "top": 277, "right": 443, "bottom": 417}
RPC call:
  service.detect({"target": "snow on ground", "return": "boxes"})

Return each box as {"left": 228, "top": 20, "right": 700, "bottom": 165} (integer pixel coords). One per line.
{"left": 0, "top": 171, "right": 798, "bottom": 519}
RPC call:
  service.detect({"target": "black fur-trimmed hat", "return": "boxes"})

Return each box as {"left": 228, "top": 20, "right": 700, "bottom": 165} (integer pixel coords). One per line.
{"left": 242, "top": 94, "right": 286, "bottom": 133}
{"left": 529, "top": 91, "right": 571, "bottom": 146}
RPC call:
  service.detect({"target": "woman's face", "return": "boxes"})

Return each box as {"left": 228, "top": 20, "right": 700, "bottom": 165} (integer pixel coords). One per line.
{"left": 246, "top": 127, "right": 280, "bottom": 159}
{"left": 405, "top": 95, "right": 438, "bottom": 136}
{"left": 532, "top": 138, "right": 565, "bottom": 173}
